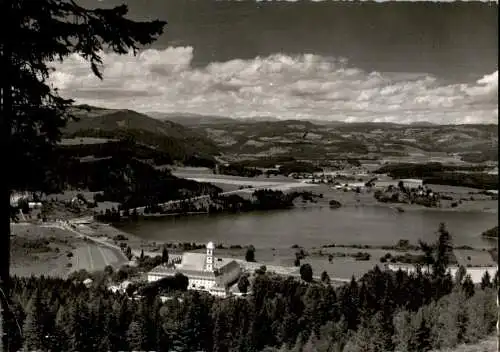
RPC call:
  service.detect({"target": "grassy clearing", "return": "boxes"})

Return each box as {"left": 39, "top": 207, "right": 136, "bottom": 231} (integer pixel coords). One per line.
{"left": 454, "top": 249, "right": 497, "bottom": 267}
{"left": 10, "top": 224, "right": 82, "bottom": 277}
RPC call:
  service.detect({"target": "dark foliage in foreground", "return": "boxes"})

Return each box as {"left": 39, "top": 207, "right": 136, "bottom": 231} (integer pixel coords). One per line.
{"left": 7, "top": 224, "right": 496, "bottom": 352}
{"left": 6, "top": 264, "right": 497, "bottom": 352}
{"left": 1, "top": 0, "right": 166, "bottom": 349}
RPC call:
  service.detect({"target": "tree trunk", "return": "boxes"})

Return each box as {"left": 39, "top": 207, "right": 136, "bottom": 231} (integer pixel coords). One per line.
{"left": 0, "top": 189, "right": 12, "bottom": 352}
{"left": 0, "top": 1, "right": 13, "bottom": 350}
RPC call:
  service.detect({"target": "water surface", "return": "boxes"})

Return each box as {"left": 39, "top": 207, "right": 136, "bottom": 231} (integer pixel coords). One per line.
{"left": 120, "top": 206, "right": 498, "bottom": 249}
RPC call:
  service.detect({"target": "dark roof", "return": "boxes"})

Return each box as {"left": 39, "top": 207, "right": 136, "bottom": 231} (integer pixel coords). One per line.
{"left": 217, "top": 260, "right": 240, "bottom": 276}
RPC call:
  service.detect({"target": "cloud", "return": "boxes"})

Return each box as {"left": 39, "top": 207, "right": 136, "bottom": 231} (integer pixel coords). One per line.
{"left": 49, "top": 46, "right": 498, "bottom": 124}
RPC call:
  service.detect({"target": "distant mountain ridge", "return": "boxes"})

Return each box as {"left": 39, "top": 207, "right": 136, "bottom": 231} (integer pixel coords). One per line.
{"left": 143, "top": 110, "right": 495, "bottom": 128}
{"left": 63, "top": 105, "right": 498, "bottom": 165}
{"left": 145, "top": 111, "right": 280, "bottom": 126}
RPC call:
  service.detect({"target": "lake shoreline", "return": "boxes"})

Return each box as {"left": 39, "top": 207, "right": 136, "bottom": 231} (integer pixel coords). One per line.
{"left": 96, "top": 213, "right": 497, "bottom": 254}
{"left": 85, "top": 179, "right": 498, "bottom": 261}
{"left": 84, "top": 218, "right": 497, "bottom": 281}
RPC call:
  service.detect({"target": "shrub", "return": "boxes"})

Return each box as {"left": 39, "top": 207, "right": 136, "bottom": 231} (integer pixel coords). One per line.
{"left": 113, "top": 234, "right": 128, "bottom": 241}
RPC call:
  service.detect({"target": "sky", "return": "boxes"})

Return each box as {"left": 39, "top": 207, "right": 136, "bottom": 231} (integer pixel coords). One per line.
{"left": 50, "top": 0, "right": 498, "bottom": 124}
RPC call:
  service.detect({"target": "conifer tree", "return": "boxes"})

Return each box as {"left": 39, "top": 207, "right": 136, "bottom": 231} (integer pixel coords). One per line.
{"left": 341, "top": 277, "right": 360, "bottom": 330}
{"left": 300, "top": 263, "right": 314, "bottom": 283}
{"left": 72, "top": 299, "right": 92, "bottom": 352}
{"left": 301, "top": 332, "right": 320, "bottom": 352}
{"left": 343, "top": 325, "right": 374, "bottom": 352}
{"left": 432, "top": 290, "right": 464, "bottom": 348}
{"left": 280, "top": 312, "right": 300, "bottom": 348}
{"left": 0, "top": 1, "right": 166, "bottom": 348}
{"left": 245, "top": 245, "right": 256, "bottom": 262}
{"left": 455, "top": 265, "right": 467, "bottom": 284}
{"left": 464, "top": 290, "right": 488, "bottom": 343}
{"left": 320, "top": 271, "right": 330, "bottom": 285}
{"left": 53, "top": 304, "right": 71, "bottom": 352}
{"left": 418, "top": 240, "right": 435, "bottom": 272}
{"left": 238, "top": 274, "right": 250, "bottom": 294}
{"left": 432, "top": 223, "right": 453, "bottom": 279}
{"left": 162, "top": 246, "right": 169, "bottom": 265}
{"left": 480, "top": 270, "right": 492, "bottom": 289}
{"left": 392, "top": 309, "right": 413, "bottom": 352}
{"left": 212, "top": 308, "right": 229, "bottom": 352}
{"left": 461, "top": 275, "right": 475, "bottom": 299}
{"left": 127, "top": 318, "right": 148, "bottom": 351}
{"left": 321, "top": 286, "right": 338, "bottom": 323}
{"left": 412, "top": 308, "right": 432, "bottom": 352}
{"left": 21, "top": 290, "right": 45, "bottom": 352}
{"left": 358, "top": 281, "right": 374, "bottom": 319}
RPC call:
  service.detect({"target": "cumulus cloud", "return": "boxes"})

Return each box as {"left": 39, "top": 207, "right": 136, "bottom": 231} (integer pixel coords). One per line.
{"left": 49, "top": 46, "right": 498, "bottom": 124}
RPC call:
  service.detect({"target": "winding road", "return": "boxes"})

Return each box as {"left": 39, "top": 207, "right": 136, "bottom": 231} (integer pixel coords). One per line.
{"left": 43, "top": 220, "right": 130, "bottom": 273}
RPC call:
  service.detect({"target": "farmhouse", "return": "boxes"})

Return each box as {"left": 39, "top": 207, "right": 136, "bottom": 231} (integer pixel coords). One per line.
{"left": 400, "top": 179, "right": 424, "bottom": 189}
{"left": 147, "top": 241, "right": 241, "bottom": 297}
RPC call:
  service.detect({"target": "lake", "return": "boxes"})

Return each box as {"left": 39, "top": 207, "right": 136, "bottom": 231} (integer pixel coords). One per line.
{"left": 119, "top": 205, "right": 498, "bottom": 250}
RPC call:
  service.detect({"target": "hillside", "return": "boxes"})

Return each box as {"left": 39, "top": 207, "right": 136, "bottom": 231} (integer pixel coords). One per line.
{"left": 172, "top": 118, "right": 498, "bottom": 164}
{"left": 51, "top": 150, "right": 221, "bottom": 209}
{"left": 64, "top": 105, "right": 220, "bottom": 165}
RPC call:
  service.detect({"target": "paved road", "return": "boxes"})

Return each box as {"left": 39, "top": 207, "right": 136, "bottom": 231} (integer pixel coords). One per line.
{"left": 72, "top": 244, "right": 123, "bottom": 272}
{"left": 43, "top": 221, "right": 130, "bottom": 272}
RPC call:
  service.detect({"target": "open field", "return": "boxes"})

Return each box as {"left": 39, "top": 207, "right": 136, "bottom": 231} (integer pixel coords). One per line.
{"left": 185, "top": 177, "right": 318, "bottom": 192}
{"left": 172, "top": 169, "right": 498, "bottom": 213}
{"left": 454, "top": 249, "right": 497, "bottom": 267}
{"left": 10, "top": 221, "right": 130, "bottom": 278}
{"left": 163, "top": 236, "right": 497, "bottom": 281}
{"left": 10, "top": 223, "right": 80, "bottom": 278}
{"left": 71, "top": 244, "right": 124, "bottom": 272}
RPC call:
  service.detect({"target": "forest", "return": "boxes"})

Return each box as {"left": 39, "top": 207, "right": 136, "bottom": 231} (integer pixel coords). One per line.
{"left": 374, "top": 163, "right": 498, "bottom": 190}
{"left": 95, "top": 189, "right": 323, "bottom": 222}
{"left": 69, "top": 156, "right": 221, "bottom": 209}
{"left": 4, "top": 225, "right": 498, "bottom": 352}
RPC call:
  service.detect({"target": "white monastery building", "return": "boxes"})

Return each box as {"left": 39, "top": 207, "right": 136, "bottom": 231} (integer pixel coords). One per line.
{"left": 148, "top": 241, "right": 241, "bottom": 297}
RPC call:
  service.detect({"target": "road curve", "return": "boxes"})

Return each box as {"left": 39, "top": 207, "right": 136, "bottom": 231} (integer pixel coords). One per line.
{"left": 44, "top": 221, "right": 130, "bottom": 272}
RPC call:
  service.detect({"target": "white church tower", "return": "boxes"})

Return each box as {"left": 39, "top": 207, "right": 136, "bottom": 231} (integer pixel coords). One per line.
{"left": 205, "top": 241, "right": 215, "bottom": 272}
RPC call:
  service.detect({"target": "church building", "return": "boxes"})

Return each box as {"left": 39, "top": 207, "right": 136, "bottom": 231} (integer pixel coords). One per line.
{"left": 147, "top": 241, "right": 242, "bottom": 297}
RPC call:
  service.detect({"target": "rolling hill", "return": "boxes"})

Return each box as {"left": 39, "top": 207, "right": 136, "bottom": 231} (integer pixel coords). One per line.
{"left": 64, "top": 105, "right": 220, "bottom": 165}
{"left": 171, "top": 118, "right": 498, "bottom": 165}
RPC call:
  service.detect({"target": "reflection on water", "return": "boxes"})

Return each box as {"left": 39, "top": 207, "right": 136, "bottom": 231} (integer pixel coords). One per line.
{"left": 119, "top": 206, "right": 498, "bottom": 249}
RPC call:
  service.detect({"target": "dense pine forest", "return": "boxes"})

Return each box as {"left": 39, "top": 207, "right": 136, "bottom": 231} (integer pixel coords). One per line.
{"left": 5, "top": 227, "right": 498, "bottom": 352}
{"left": 6, "top": 264, "right": 497, "bottom": 352}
